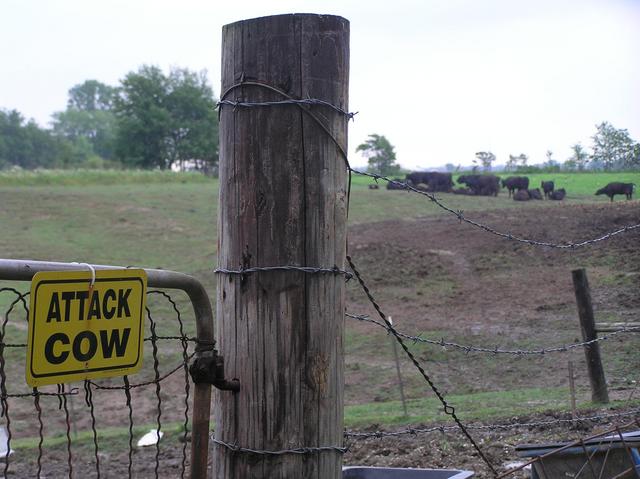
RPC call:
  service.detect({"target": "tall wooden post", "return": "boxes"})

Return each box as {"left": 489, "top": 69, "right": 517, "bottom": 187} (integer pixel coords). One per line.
{"left": 572, "top": 268, "right": 609, "bottom": 404}
{"left": 215, "top": 14, "right": 349, "bottom": 479}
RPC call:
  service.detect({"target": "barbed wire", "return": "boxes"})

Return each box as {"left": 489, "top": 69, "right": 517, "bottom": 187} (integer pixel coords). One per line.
{"left": 217, "top": 98, "right": 357, "bottom": 120}
{"left": 355, "top": 171, "right": 640, "bottom": 249}
{"left": 218, "top": 81, "right": 640, "bottom": 250}
{"left": 345, "top": 407, "right": 640, "bottom": 440}
{"left": 215, "top": 265, "right": 353, "bottom": 280}
{"left": 212, "top": 438, "right": 348, "bottom": 455}
{"left": 346, "top": 313, "right": 640, "bottom": 356}
{"left": 346, "top": 255, "right": 498, "bottom": 475}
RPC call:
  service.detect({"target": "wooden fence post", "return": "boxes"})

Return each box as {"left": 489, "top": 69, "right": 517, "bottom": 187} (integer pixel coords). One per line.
{"left": 571, "top": 268, "right": 609, "bottom": 404}
{"left": 215, "top": 14, "right": 350, "bottom": 479}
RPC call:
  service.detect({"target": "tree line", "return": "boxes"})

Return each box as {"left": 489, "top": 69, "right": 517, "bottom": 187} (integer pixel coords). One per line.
{"left": 359, "top": 122, "right": 640, "bottom": 176}
{"left": 0, "top": 66, "right": 219, "bottom": 172}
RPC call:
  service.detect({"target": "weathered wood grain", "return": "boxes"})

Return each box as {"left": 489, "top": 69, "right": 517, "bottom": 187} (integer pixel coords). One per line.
{"left": 215, "top": 14, "right": 349, "bottom": 479}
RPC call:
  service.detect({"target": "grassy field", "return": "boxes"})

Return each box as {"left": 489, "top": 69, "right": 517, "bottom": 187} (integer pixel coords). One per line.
{"left": 1, "top": 169, "right": 639, "bottom": 434}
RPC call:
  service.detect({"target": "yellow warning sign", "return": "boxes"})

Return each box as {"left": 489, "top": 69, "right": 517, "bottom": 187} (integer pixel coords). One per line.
{"left": 26, "top": 269, "right": 147, "bottom": 387}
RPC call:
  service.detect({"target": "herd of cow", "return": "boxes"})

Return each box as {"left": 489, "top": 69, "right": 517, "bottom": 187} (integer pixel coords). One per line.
{"left": 378, "top": 172, "right": 635, "bottom": 202}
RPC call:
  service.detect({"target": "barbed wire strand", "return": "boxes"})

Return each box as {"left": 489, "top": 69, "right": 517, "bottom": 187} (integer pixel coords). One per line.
{"left": 353, "top": 171, "right": 640, "bottom": 249}
{"left": 346, "top": 255, "right": 498, "bottom": 476}
{"left": 217, "top": 98, "right": 357, "bottom": 120}
{"left": 215, "top": 265, "right": 352, "bottom": 281}
{"left": 219, "top": 82, "right": 640, "bottom": 249}
{"left": 212, "top": 438, "right": 349, "bottom": 456}
{"left": 346, "top": 312, "right": 640, "bottom": 356}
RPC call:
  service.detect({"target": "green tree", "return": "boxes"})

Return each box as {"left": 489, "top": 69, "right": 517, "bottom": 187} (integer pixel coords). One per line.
{"left": 567, "top": 143, "right": 589, "bottom": 171}
{"left": 0, "top": 109, "right": 67, "bottom": 169}
{"left": 591, "top": 121, "right": 637, "bottom": 170}
{"left": 474, "top": 151, "right": 496, "bottom": 171}
{"left": 114, "top": 65, "right": 219, "bottom": 171}
{"left": 506, "top": 153, "right": 528, "bottom": 171}
{"left": 356, "top": 134, "right": 399, "bottom": 176}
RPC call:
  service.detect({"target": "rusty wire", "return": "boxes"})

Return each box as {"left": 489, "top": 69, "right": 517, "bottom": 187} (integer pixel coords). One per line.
{"left": 215, "top": 265, "right": 353, "bottom": 280}
{"left": 347, "top": 312, "right": 640, "bottom": 356}
{"left": 212, "top": 438, "right": 349, "bottom": 455}
{"left": 217, "top": 97, "right": 357, "bottom": 119}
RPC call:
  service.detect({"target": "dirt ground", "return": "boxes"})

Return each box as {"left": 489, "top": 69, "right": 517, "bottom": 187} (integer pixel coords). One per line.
{"left": 3, "top": 201, "right": 640, "bottom": 477}
{"left": 343, "top": 200, "right": 640, "bottom": 477}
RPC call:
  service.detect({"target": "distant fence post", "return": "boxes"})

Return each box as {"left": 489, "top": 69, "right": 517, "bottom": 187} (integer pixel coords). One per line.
{"left": 571, "top": 268, "right": 609, "bottom": 404}
{"left": 215, "top": 14, "right": 350, "bottom": 479}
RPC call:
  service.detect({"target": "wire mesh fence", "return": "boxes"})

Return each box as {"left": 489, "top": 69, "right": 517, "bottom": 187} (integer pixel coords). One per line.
{"left": 0, "top": 263, "right": 210, "bottom": 479}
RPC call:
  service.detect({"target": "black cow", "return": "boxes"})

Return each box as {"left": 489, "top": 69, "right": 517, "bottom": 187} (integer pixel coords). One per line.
{"left": 406, "top": 171, "right": 453, "bottom": 192}
{"left": 528, "top": 188, "right": 543, "bottom": 200}
{"left": 550, "top": 188, "right": 566, "bottom": 201}
{"left": 457, "top": 174, "right": 500, "bottom": 196}
{"left": 386, "top": 178, "right": 407, "bottom": 190}
{"left": 513, "top": 189, "right": 530, "bottom": 201}
{"left": 501, "top": 176, "right": 529, "bottom": 197}
{"left": 595, "top": 182, "right": 635, "bottom": 202}
{"left": 541, "top": 181, "right": 555, "bottom": 199}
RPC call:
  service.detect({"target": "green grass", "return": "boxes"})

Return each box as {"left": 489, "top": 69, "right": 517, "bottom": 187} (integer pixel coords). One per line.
{"left": 2, "top": 169, "right": 640, "bottom": 434}
{"left": 344, "top": 387, "right": 639, "bottom": 427}
{"left": 0, "top": 169, "right": 213, "bottom": 186}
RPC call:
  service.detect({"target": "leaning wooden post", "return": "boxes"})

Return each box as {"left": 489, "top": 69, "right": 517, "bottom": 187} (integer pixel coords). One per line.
{"left": 572, "top": 268, "right": 609, "bottom": 404}
{"left": 215, "top": 14, "right": 349, "bottom": 479}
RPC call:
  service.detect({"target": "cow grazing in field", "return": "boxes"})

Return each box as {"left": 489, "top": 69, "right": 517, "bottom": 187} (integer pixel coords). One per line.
{"left": 528, "top": 188, "right": 543, "bottom": 200}
{"left": 501, "top": 176, "right": 529, "bottom": 197}
{"left": 368, "top": 184, "right": 379, "bottom": 190}
{"left": 550, "top": 188, "right": 566, "bottom": 200}
{"left": 457, "top": 174, "right": 500, "bottom": 196}
{"left": 541, "top": 181, "right": 554, "bottom": 199}
{"left": 406, "top": 171, "right": 454, "bottom": 192}
{"left": 513, "top": 189, "right": 530, "bottom": 201}
{"left": 595, "top": 182, "right": 635, "bottom": 201}
{"left": 386, "top": 178, "right": 407, "bottom": 190}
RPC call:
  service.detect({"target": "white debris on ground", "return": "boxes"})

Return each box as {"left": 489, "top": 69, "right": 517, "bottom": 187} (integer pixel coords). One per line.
{"left": 137, "top": 429, "right": 164, "bottom": 447}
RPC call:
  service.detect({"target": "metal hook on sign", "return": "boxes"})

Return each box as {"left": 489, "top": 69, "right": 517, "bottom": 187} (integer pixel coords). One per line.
{"left": 72, "top": 262, "right": 96, "bottom": 288}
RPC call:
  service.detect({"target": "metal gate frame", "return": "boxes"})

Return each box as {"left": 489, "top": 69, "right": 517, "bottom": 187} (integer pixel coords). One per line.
{"left": 0, "top": 258, "right": 233, "bottom": 478}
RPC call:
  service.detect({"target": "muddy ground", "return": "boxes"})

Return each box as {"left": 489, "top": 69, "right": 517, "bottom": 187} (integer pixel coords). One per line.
{"left": 2, "top": 201, "right": 640, "bottom": 477}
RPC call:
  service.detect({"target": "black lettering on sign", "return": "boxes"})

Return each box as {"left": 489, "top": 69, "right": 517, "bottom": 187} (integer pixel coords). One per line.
{"left": 117, "top": 289, "right": 131, "bottom": 317}
{"left": 76, "top": 291, "right": 88, "bottom": 321}
{"left": 73, "top": 331, "right": 98, "bottom": 362}
{"left": 45, "top": 333, "right": 69, "bottom": 364}
{"left": 100, "top": 328, "right": 131, "bottom": 358}
{"left": 102, "top": 289, "right": 116, "bottom": 319}
{"left": 88, "top": 290, "right": 102, "bottom": 320}
{"left": 61, "top": 292, "right": 75, "bottom": 322}
{"left": 46, "top": 293, "right": 61, "bottom": 323}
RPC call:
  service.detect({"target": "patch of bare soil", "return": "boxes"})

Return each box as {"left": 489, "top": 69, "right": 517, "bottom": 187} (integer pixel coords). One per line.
{"left": 344, "top": 201, "right": 640, "bottom": 476}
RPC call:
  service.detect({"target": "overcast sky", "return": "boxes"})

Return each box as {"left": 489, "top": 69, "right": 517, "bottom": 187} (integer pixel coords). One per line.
{"left": 1, "top": 0, "right": 639, "bottom": 169}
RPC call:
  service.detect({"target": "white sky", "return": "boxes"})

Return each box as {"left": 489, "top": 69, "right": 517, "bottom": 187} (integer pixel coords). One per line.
{"left": 1, "top": 0, "right": 639, "bottom": 169}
